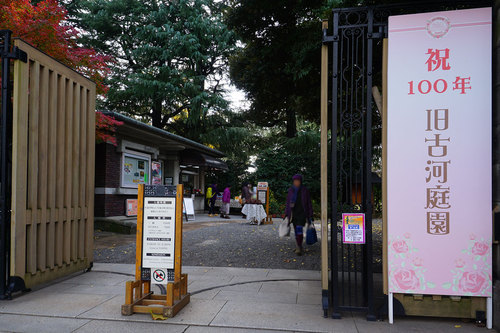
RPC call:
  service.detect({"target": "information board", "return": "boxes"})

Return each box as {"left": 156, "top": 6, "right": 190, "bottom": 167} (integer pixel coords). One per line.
{"left": 387, "top": 8, "right": 492, "bottom": 297}
{"left": 141, "top": 185, "right": 177, "bottom": 283}
{"left": 183, "top": 198, "right": 195, "bottom": 221}
{"left": 257, "top": 191, "right": 267, "bottom": 204}
{"left": 342, "top": 213, "right": 365, "bottom": 244}
{"left": 257, "top": 182, "right": 268, "bottom": 191}
{"left": 122, "top": 183, "right": 190, "bottom": 317}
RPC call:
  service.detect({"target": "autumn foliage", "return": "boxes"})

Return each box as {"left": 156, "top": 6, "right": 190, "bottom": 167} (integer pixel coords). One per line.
{"left": 0, "top": 0, "right": 110, "bottom": 94}
{"left": 0, "top": 0, "right": 121, "bottom": 144}
{"left": 95, "top": 112, "right": 124, "bottom": 146}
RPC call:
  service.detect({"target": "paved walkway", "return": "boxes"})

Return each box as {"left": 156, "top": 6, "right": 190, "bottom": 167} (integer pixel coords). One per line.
{"left": 0, "top": 264, "right": 493, "bottom": 332}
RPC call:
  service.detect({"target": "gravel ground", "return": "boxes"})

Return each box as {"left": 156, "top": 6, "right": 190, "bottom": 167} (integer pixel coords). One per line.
{"left": 94, "top": 219, "right": 383, "bottom": 272}
{"left": 94, "top": 221, "right": 321, "bottom": 270}
{"left": 181, "top": 222, "right": 321, "bottom": 270}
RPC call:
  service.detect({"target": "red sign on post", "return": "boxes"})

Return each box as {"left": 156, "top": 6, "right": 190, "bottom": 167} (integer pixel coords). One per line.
{"left": 126, "top": 199, "right": 138, "bottom": 217}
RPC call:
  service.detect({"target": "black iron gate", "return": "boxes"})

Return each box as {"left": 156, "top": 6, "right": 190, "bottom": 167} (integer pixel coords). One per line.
{"left": 323, "top": 0, "right": 493, "bottom": 320}
{"left": 0, "top": 30, "right": 26, "bottom": 300}
{"left": 324, "top": 6, "right": 384, "bottom": 320}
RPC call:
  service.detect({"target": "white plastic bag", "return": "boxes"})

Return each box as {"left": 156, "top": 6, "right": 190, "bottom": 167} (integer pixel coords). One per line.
{"left": 279, "top": 217, "right": 291, "bottom": 238}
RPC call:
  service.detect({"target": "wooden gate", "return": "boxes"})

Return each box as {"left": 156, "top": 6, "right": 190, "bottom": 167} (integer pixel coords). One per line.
{"left": 10, "top": 39, "right": 95, "bottom": 288}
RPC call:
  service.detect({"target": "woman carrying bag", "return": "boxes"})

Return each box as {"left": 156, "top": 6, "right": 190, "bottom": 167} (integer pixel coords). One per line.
{"left": 284, "top": 174, "right": 314, "bottom": 256}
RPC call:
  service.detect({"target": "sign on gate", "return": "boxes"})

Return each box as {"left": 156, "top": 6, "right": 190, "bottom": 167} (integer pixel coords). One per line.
{"left": 387, "top": 8, "right": 492, "bottom": 297}
{"left": 342, "top": 213, "right": 365, "bottom": 244}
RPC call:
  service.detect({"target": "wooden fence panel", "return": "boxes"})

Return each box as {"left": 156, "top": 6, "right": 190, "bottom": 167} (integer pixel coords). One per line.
{"left": 10, "top": 39, "right": 96, "bottom": 287}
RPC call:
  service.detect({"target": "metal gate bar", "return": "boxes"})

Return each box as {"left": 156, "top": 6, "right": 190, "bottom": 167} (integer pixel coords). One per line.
{"left": 0, "top": 29, "right": 11, "bottom": 300}
{"left": 0, "top": 30, "right": 27, "bottom": 300}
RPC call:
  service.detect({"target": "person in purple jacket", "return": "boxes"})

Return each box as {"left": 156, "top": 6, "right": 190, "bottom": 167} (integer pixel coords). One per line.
{"left": 285, "top": 174, "right": 313, "bottom": 256}
{"left": 221, "top": 184, "right": 231, "bottom": 219}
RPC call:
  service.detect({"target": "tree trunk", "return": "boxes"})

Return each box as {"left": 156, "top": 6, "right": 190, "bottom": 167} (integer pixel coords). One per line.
{"left": 286, "top": 108, "right": 297, "bottom": 138}
{"left": 152, "top": 99, "right": 162, "bottom": 128}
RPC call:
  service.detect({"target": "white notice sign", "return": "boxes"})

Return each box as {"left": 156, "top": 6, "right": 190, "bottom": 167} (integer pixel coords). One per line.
{"left": 142, "top": 197, "right": 176, "bottom": 269}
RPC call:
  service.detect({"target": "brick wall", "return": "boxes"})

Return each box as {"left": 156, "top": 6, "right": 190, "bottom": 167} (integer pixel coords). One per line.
{"left": 95, "top": 194, "right": 137, "bottom": 217}
{"left": 95, "top": 142, "right": 133, "bottom": 217}
{"left": 95, "top": 143, "right": 121, "bottom": 188}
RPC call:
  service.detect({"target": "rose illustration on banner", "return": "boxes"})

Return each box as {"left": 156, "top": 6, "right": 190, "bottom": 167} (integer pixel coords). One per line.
{"left": 412, "top": 257, "right": 424, "bottom": 267}
{"left": 454, "top": 258, "right": 466, "bottom": 268}
{"left": 458, "top": 271, "right": 486, "bottom": 294}
{"left": 471, "top": 242, "right": 489, "bottom": 256}
{"left": 393, "top": 268, "right": 420, "bottom": 290}
{"left": 389, "top": 235, "right": 434, "bottom": 293}
{"left": 392, "top": 240, "right": 409, "bottom": 253}
{"left": 442, "top": 237, "right": 492, "bottom": 296}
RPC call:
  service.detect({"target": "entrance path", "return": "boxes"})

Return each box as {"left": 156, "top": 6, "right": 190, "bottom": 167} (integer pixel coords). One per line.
{"left": 0, "top": 263, "right": 492, "bottom": 333}
{"left": 94, "top": 216, "right": 322, "bottom": 270}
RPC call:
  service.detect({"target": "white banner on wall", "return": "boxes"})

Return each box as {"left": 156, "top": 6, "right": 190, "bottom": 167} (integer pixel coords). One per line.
{"left": 387, "top": 7, "right": 492, "bottom": 297}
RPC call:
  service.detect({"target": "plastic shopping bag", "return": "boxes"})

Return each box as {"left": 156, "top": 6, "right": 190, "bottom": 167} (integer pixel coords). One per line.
{"left": 279, "top": 217, "right": 291, "bottom": 238}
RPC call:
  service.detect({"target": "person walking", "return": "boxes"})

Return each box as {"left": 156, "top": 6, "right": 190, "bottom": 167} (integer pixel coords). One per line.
{"left": 208, "top": 183, "right": 219, "bottom": 217}
{"left": 206, "top": 184, "right": 213, "bottom": 215}
{"left": 240, "top": 181, "right": 253, "bottom": 219}
{"left": 285, "top": 174, "right": 313, "bottom": 256}
{"left": 221, "top": 184, "right": 231, "bottom": 219}
{"left": 241, "top": 181, "right": 252, "bottom": 203}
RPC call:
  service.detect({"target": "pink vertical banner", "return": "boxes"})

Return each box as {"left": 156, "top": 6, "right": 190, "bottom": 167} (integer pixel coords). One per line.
{"left": 387, "top": 8, "right": 492, "bottom": 297}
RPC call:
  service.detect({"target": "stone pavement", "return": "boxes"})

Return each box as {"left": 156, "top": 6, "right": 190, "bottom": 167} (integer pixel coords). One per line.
{"left": 0, "top": 263, "right": 494, "bottom": 333}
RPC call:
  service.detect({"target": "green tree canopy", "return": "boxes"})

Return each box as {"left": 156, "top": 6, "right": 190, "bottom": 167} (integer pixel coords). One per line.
{"left": 226, "top": 0, "right": 344, "bottom": 138}
{"left": 65, "top": 0, "right": 236, "bottom": 140}
{"left": 254, "top": 124, "right": 321, "bottom": 209}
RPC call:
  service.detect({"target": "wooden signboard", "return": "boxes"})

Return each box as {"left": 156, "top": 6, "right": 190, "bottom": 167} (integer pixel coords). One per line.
{"left": 257, "top": 182, "right": 272, "bottom": 224}
{"left": 122, "top": 184, "right": 190, "bottom": 317}
{"left": 183, "top": 197, "right": 195, "bottom": 221}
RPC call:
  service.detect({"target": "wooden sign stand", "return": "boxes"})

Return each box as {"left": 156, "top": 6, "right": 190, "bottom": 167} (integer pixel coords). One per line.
{"left": 257, "top": 182, "right": 272, "bottom": 225}
{"left": 122, "top": 184, "right": 190, "bottom": 317}
{"left": 262, "top": 187, "right": 273, "bottom": 224}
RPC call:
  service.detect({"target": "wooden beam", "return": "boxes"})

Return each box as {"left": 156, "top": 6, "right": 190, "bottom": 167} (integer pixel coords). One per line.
{"left": 10, "top": 51, "right": 29, "bottom": 277}
{"left": 372, "top": 86, "right": 383, "bottom": 118}
{"left": 175, "top": 184, "right": 183, "bottom": 283}
{"left": 135, "top": 184, "right": 144, "bottom": 281}
{"left": 85, "top": 87, "right": 96, "bottom": 262}
{"left": 382, "top": 38, "right": 389, "bottom": 295}
{"left": 55, "top": 74, "right": 66, "bottom": 267}
{"left": 27, "top": 60, "right": 40, "bottom": 274}
{"left": 64, "top": 79, "right": 74, "bottom": 265}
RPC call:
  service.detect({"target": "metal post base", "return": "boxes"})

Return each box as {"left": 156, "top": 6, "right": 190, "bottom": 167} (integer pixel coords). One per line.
{"left": 332, "top": 312, "right": 341, "bottom": 319}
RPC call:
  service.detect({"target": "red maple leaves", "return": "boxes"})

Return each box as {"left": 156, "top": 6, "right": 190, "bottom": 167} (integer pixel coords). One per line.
{"left": 0, "top": 0, "right": 110, "bottom": 94}
{"left": 95, "top": 112, "right": 123, "bottom": 146}
{"left": 0, "top": 0, "right": 122, "bottom": 144}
